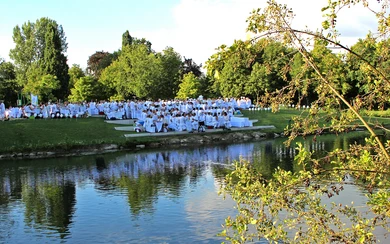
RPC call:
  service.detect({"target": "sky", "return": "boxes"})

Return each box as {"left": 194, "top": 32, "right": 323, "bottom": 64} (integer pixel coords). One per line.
{"left": 0, "top": 0, "right": 380, "bottom": 70}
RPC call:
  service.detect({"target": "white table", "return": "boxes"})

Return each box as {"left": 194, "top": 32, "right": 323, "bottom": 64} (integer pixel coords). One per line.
{"left": 107, "top": 111, "right": 124, "bottom": 120}
{"left": 230, "top": 117, "right": 252, "bottom": 127}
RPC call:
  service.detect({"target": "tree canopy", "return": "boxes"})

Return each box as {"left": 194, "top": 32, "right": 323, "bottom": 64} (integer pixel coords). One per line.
{"left": 206, "top": 38, "right": 292, "bottom": 101}
{"left": 9, "top": 17, "right": 69, "bottom": 101}
{"left": 0, "top": 58, "right": 19, "bottom": 107}
{"left": 219, "top": 0, "right": 390, "bottom": 243}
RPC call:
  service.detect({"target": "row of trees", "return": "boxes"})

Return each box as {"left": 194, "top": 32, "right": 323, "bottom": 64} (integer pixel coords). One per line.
{"left": 206, "top": 35, "right": 390, "bottom": 108}
{"left": 0, "top": 18, "right": 207, "bottom": 106}
{"left": 2, "top": 16, "right": 390, "bottom": 108}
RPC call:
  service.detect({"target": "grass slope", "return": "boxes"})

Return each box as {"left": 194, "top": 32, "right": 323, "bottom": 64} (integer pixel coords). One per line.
{"left": 0, "top": 117, "right": 127, "bottom": 153}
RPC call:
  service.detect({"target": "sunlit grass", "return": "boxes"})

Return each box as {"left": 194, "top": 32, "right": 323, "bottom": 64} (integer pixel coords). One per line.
{"left": 243, "top": 107, "right": 390, "bottom": 133}
{"left": 242, "top": 108, "right": 306, "bottom": 132}
{"left": 0, "top": 117, "right": 127, "bottom": 153}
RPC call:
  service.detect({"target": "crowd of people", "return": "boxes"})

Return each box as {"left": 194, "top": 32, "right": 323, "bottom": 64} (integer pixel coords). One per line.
{"left": 0, "top": 96, "right": 253, "bottom": 132}
{"left": 0, "top": 100, "right": 90, "bottom": 120}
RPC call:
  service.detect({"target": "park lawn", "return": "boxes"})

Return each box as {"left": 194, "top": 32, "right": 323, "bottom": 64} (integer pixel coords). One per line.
{"left": 243, "top": 108, "right": 307, "bottom": 132}
{"left": 0, "top": 117, "right": 128, "bottom": 154}
{"left": 243, "top": 108, "right": 390, "bottom": 133}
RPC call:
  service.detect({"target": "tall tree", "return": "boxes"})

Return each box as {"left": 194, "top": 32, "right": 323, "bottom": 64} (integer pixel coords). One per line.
{"left": 157, "top": 47, "right": 183, "bottom": 99}
{"left": 0, "top": 58, "right": 19, "bottom": 107}
{"left": 245, "top": 63, "right": 269, "bottom": 104}
{"left": 68, "top": 76, "right": 103, "bottom": 102}
{"left": 182, "top": 57, "right": 203, "bottom": 77}
{"left": 99, "top": 43, "right": 164, "bottom": 100}
{"left": 9, "top": 17, "right": 69, "bottom": 101}
{"left": 122, "top": 30, "right": 133, "bottom": 49}
{"left": 87, "top": 51, "right": 119, "bottom": 79}
{"left": 207, "top": 39, "right": 282, "bottom": 98}
{"left": 345, "top": 35, "right": 390, "bottom": 109}
{"left": 99, "top": 60, "right": 126, "bottom": 100}
{"left": 24, "top": 71, "right": 60, "bottom": 102}
{"left": 176, "top": 72, "right": 202, "bottom": 99}
{"left": 68, "top": 64, "right": 85, "bottom": 89}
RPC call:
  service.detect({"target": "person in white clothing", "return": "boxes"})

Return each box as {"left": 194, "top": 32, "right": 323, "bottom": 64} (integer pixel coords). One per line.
{"left": 185, "top": 114, "right": 193, "bottom": 132}
{"left": 222, "top": 111, "right": 232, "bottom": 130}
{"left": 205, "top": 112, "right": 213, "bottom": 128}
{"left": 130, "top": 100, "right": 136, "bottom": 119}
{"left": 41, "top": 103, "right": 49, "bottom": 119}
{"left": 0, "top": 100, "right": 5, "bottom": 120}
{"left": 144, "top": 114, "right": 156, "bottom": 133}
{"left": 197, "top": 111, "right": 206, "bottom": 132}
{"left": 4, "top": 106, "right": 11, "bottom": 120}
{"left": 211, "top": 114, "right": 219, "bottom": 129}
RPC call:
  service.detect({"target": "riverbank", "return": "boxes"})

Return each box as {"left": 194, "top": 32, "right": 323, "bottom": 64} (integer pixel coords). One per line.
{"left": 0, "top": 126, "right": 281, "bottom": 160}
{"left": 0, "top": 109, "right": 291, "bottom": 159}
{"left": 0, "top": 130, "right": 280, "bottom": 160}
{"left": 1, "top": 108, "right": 388, "bottom": 161}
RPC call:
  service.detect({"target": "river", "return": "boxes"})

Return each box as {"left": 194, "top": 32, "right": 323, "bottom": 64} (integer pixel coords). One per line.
{"left": 0, "top": 132, "right": 378, "bottom": 243}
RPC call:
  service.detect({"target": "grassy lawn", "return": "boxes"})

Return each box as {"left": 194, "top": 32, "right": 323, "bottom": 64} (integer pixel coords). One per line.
{"left": 0, "top": 117, "right": 127, "bottom": 153}
{"left": 242, "top": 108, "right": 304, "bottom": 132}
{"left": 243, "top": 108, "right": 390, "bottom": 132}
{"left": 1, "top": 108, "right": 389, "bottom": 154}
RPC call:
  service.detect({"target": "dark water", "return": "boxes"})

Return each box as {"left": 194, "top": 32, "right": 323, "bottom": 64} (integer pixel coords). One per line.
{"left": 0, "top": 132, "right": 375, "bottom": 243}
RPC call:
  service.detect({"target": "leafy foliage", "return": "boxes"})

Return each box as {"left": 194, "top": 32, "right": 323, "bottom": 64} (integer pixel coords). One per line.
{"left": 87, "top": 51, "right": 119, "bottom": 79}
{"left": 182, "top": 57, "right": 203, "bottom": 77}
{"left": 122, "top": 30, "right": 133, "bottom": 49}
{"left": 0, "top": 59, "right": 19, "bottom": 106}
{"left": 68, "top": 64, "right": 85, "bottom": 89}
{"left": 219, "top": 0, "right": 390, "bottom": 243}
{"left": 68, "top": 76, "right": 102, "bottom": 102}
{"left": 24, "top": 69, "right": 60, "bottom": 102}
{"left": 176, "top": 72, "right": 202, "bottom": 99}
{"left": 157, "top": 47, "right": 183, "bottom": 99}
{"left": 99, "top": 43, "right": 164, "bottom": 100}
{"left": 9, "top": 17, "right": 69, "bottom": 101}
{"left": 206, "top": 39, "right": 291, "bottom": 100}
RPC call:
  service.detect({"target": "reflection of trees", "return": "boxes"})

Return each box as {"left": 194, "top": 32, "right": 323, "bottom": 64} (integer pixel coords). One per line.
{"left": 111, "top": 165, "right": 189, "bottom": 216}
{"left": 243, "top": 141, "right": 296, "bottom": 179}
{"left": 189, "top": 164, "right": 207, "bottom": 187}
{"left": 161, "top": 166, "right": 187, "bottom": 196}
{"left": 117, "top": 173, "right": 161, "bottom": 216}
{"left": 211, "top": 166, "right": 233, "bottom": 183}
{"left": 22, "top": 181, "right": 76, "bottom": 238}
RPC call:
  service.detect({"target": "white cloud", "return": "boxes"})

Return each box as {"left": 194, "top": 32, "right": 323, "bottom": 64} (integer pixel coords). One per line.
{"left": 137, "top": 0, "right": 268, "bottom": 66}
{"left": 0, "top": 36, "right": 14, "bottom": 62}
{"left": 140, "top": 0, "right": 378, "bottom": 67}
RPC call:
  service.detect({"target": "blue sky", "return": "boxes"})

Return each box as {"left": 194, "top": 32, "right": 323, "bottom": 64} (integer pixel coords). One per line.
{"left": 0, "top": 0, "right": 380, "bottom": 69}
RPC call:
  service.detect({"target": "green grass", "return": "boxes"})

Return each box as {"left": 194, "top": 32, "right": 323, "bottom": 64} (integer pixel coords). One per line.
{"left": 242, "top": 108, "right": 305, "bottom": 132}
{"left": 243, "top": 108, "right": 390, "bottom": 133}
{"left": 0, "top": 117, "right": 127, "bottom": 153}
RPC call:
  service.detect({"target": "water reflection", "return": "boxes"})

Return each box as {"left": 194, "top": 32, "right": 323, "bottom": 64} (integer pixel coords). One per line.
{"left": 0, "top": 132, "right": 371, "bottom": 243}
{"left": 22, "top": 181, "right": 76, "bottom": 238}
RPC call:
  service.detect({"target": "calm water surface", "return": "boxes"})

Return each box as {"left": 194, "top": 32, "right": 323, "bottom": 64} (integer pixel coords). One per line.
{"left": 0, "top": 133, "right": 373, "bottom": 243}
